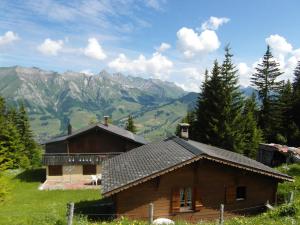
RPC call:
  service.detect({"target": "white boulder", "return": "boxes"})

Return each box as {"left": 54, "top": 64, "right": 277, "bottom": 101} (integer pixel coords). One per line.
{"left": 153, "top": 218, "right": 175, "bottom": 225}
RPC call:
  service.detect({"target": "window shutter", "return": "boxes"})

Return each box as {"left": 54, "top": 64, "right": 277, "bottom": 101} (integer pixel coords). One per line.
{"left": 225, "top": 185, "right": 235, "bottom": 204}
{"left": 193, "top": 187, "right": 203, "bottom": 211}
{"left": 171, "top": 188, "right": 180, "bottom": 213}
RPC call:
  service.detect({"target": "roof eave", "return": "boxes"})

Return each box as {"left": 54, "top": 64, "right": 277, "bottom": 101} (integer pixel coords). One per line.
{"left": 102, "top": 155, "right": 204, "bottom": 197}
{"left": 203, "top": 155, "right": 294, "bottom": 182}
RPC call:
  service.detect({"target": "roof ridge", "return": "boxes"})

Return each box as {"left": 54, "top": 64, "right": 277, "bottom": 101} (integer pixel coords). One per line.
{"left": 171, "top": 136, "right": 205, "bottom": 156}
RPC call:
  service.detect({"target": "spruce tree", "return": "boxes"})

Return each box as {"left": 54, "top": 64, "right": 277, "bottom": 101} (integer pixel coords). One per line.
{"left": 277, "top": 80, "right": 300, "bottom": 145}
{"left": 195, "top": 60, "right": 225, "bottom": 146}
{"left": 291, "top": 61, "right": 300, "bottom": 145}
{"left": 251, "top": 45, "right": 284, "bottom": 142}
{"left": 292, "top": 61, "right": 300, "bottom": 134}
{"left": 0, "top": 99, "right": 26, "bottom": 170}
{"left": 16, "top": 102, "right": 41, "bottom": 168}
{"left": 242, "top": 93, "right": 263, "bottom": 158}
{"left": 220, "top": 46, "right": 245, "bottom": 152}
{"left": 125, "top": 115, "right": 137, "bottom": 133}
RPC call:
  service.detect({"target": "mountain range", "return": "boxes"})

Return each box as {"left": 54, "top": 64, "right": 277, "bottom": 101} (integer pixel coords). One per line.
{"left": 0, "top": 66, "right": 254, "bottom": 142}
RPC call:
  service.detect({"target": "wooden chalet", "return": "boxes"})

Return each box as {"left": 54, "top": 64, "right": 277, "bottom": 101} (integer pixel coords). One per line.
{"left": 101, "top": 125, "right": 293, "bottom": 221}
{"left": 42, "top": 116, "right": 146, "bottom": 182}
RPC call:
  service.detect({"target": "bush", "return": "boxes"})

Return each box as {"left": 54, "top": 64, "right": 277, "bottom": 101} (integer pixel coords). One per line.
{"left": 269, "top": 203, "right": 299, "bottom": 218}
{"left": 0, "top": 173, "right": 10, "bottom": 203}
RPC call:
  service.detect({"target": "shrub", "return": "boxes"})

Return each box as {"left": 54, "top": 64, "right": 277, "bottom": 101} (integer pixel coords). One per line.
{"left": 0, "top": 173, "right": 10, "bottom": 203}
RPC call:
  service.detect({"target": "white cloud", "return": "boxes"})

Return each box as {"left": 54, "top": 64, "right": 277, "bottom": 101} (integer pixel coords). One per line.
{"left": 237, "top": 62, "right": 253, "bottom": 87}
{"left": 38, "top": 38, "right": 63, "bottom": 55}
{"left": 145, "top": 0, "right": 166, "bottom": 11}
{"left": 80, "top": 69, "right": 94, "bottom": 76}
{"left": 0, "top": 31, "right": 19, "bottom": 46}
{"left": 108, "top": 52, "right": 173, "bottom": 79}
{"left": 293, "top": 48, "right": 300, "bottom": 60}
{"left": 84, "top": 38, "right": 107, "bottom": 60}
{"left": 177, "top": 67, "right": 203, "bottom": 92}
{"left": 201, "top": 16, "right": 230, "bottom": 30}
{"left": 177, "top": 27, "right": 220, "bottom": 58}
{"left": 265, "top": 34, "right": 293, "bottom": 55}
{"left": 155, "top": 42, "right": 171, "bottom": 52}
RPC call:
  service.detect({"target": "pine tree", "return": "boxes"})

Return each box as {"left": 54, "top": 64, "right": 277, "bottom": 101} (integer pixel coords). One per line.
{"left": 125, "top": 115, "right": 137, "bottom": 133}
{"left": 277, "top": 80, "right": 300, "bottom": 145}
{"left": 291, "top": 61, "right": 300, "bottom": 145}
{"left": 0, "top": 98, "right": 26, "bottom": 170}
{"left": 219, "top": 46, "right": 245, "bottom": 152}
{"left": 292, "top": 62, "right": 300, "bottom": 126}
{"left": 16, "top": 102, "right": 41, "bottom": 168}
{"left": 242, "top": 93, "right": 263, "bottom": 158}
{"left": 195, "top": 60, "right": 225, "bottom": 146}
{"left": 251, "top": 45, "right": 284, "bottom": 142}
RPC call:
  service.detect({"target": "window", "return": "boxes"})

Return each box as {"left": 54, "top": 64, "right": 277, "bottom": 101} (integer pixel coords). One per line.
{"left": 48, "top": 165, "right": 62, "bottom": 176}
{"left": 179, "top": 187, "right": 192, "bottom": 211}
{"left": 82, "top": 165, "right": 97, "bottom": 175}
{"left": 236, "top": 186, "right": 246, "bottom": 200}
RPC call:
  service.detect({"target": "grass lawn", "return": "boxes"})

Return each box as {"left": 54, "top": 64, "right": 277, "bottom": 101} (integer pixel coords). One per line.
{"left": 0, "top": 168, "right": 100, "bottom": 225}
{"left": 0, "top": 164, "right": 299, "bottom": 225}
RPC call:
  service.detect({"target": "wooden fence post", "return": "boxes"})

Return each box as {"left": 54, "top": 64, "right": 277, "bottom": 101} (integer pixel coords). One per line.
{"left": 219, "top": 204, "right": 224, "bottom": 225}
{"left": 67, "top": 202, "right": 74, "bottom": 225}
{"left": 148, "top": 203, "right": 154, "bottom": 224}
{"left": 289, "top": 191, "right": 294, "bottom": 204}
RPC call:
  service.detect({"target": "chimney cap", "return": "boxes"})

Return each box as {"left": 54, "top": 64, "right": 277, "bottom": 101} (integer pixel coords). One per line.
{"left": 179, "top": 123, "right": 190, "bottom": 127}
{"left": 104, "top": 115, "right": 109, "bottom": 126}
{"left": 67, "top": 123, "right": 72, "bottom": 135}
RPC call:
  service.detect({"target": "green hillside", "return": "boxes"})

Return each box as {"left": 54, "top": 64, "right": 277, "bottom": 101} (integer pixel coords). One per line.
{"left": 0, "top": 66, "right": 195, "bottom": 142}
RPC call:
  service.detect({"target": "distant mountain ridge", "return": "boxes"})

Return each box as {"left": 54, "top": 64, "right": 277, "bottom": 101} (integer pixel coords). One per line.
{"left": 0, "top": 66, "right": 255, "bottom": 141}
{"left": 0, "top": 66, "right": 191, "bottom": 141}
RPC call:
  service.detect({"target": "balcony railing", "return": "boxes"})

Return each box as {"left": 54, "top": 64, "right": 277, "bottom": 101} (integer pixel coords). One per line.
{"left": 42, "top": 152, "right": 121, "bottom": 165}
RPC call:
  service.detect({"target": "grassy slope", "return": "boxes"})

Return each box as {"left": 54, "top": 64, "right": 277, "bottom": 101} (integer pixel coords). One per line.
{"left": 0, "top": 164, "right": 299, "bottom": 225}
{"left": 0, "top": 169, "right": 100, "bottom": 225}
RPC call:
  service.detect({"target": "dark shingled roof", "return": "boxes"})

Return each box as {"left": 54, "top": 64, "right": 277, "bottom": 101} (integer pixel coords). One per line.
{"left": 102, "top": 136, "right": 293, "bottom": 196}
{"left": 43, "top": 123, "right": 147, "bottom": 145}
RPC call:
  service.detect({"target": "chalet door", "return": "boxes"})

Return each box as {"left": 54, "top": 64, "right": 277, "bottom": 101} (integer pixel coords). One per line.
{"left": 48, "top": 165, "right": 63, "bottom": 176}
{"left": 83, "top": 165, "right": 97, "bottom": 175}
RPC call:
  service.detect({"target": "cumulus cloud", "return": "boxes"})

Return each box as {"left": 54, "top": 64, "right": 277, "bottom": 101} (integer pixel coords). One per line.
{"left": 108, "top": 52, "right": 173, "bottom": 79}
{"left": 176, "top": 67, "right": 203, "bottom": 92}
{"left": 237, "top": 62, "right": 253, "bottom": 86}
{"left": 38, "top": 38, "right": 64, "bottom": 55}
{"left": 84, "top": 38, "right": 106, "bottom": 60}
{"left": 0, "top": 31, "right": 19, "bottom": 46}
{"left": 265, "top": 34, "right": 293, "bottom": 55}
{"left": 155, "top": 42, "right": 171, "bottom": 52}
{"left": 237, "top": 34, "right": 300, "bottom": 86}
{"left": 177, "top": 27, "right": 220, "bottom": 58}
{"left": 201, "top": 16, "right": 230, "bottom": 30}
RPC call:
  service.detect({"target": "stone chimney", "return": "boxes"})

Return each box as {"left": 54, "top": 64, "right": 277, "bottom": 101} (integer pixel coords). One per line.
{"left": 104, "top": 116, "right": 109, "bottom": 126}
{"left": 179, "top": 123, "right": 190, "bottom": 140}
{"left": 67, "top": 123, "right": 72, "bottom": 135}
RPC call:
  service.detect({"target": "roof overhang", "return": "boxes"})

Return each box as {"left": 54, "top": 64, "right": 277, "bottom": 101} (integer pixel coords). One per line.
{"left": 102, "top": 155, "right": 204, "bottom": 197}
{"left": 102, "top": 154, "right": 293, "bottom": 197}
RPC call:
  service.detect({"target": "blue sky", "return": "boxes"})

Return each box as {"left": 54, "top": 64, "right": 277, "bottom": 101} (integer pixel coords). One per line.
{"left": 1, "top": 0, "right": 300, "bottom": 91}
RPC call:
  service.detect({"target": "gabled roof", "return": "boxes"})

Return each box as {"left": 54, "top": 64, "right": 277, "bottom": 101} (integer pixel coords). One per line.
{"left": 102, "top": 136, "right": 293, "bottom": 197}
{"left": 43, "top": 123, "right": 147, "bottom": 145}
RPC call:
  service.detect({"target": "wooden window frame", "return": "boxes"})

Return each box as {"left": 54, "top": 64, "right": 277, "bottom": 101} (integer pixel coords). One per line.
{"left": 179, "top": 187, "right": 193, "bottom": 212}
{"left": 48, "top": 165, "right": 63, "bottom": 176}
{"left": 82, "top": 164, "right": 97, "bottom": 175}
{"left": 236, "top": 186, "right": 247, "bottom": 201}
{"left": 172, "top": 186, "right": 203, "bottom": 214}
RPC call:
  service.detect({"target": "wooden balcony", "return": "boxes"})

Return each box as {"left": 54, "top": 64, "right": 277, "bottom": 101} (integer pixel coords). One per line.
{"left": 42, "top": 152, "right": 121, "bottom": 165}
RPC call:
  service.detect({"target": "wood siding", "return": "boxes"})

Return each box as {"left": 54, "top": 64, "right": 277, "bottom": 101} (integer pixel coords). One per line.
{"left": 115, "top": 159, "right": 278, "bottom": 221}
{"left": 45, "top": 129, "right": 142, "bottom": 155}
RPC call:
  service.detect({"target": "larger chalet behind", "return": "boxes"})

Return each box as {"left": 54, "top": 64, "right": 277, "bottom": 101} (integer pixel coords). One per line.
{"left": 42, "top": 117, "right": 146, "bottom": 183}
